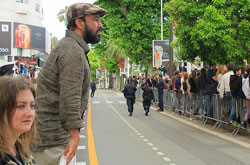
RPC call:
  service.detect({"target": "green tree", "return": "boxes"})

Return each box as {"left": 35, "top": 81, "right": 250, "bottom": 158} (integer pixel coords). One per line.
{"left": 94, "top": 0, "right": 170, "bottom": 73}
{"left": 165, "top": 0, "right": 250, "bottom": 64}
{"left": 57, "top": 6, "right": 69, "bottom": 27}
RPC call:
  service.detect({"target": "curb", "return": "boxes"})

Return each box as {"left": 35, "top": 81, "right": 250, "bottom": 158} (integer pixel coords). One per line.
{"left": 137, "top": 102, "right": 250, "bottom": 150}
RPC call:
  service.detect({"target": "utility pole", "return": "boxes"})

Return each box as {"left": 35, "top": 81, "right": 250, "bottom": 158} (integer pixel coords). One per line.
{"left": 169, "top": 23, "right": 174, "bottom": 78}
{"left": 161, "top": 0, "right": 163, "bottom": 40}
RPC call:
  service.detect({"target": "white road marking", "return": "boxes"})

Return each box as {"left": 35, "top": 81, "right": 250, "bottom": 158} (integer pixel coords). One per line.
{"left": 147, "top": 143, "right": 153, "bottom": 146}
{"left": 80, "top": 127, "right": 85, "bottom": 131}
{"left": 119, "top": 101, "right": 126, "bottom": 104}
{"left": 76, "top": 162, "right": 86, "bottom": 165}
{"left": 77, "top": 146, "right": 86, "bottom": 150}
{"left": 163, "top": 157, "right": 171, "bottom": 162}
{"left": 106, "top": 101, "right": 113, "bottom": 104}
{"left": 157, "top": 152, "right": 164, "bottom": 156}
{"left": 80, "top": 135, "right": 86, "bottom": 138}
{"left": 93, "top": 101, "right": 100, "bottom": 104}
{"left": 108, "top": 103, "right": 174, "bottom": 163}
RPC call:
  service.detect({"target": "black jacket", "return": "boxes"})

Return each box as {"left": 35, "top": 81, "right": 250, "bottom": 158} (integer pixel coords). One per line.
{"left": 230, "top": 75, "right": 245, "bottom": 99}
{"left": 189, "top": 77, "right": 198, "bottom": 93}
{"left": 123, "top": 83, "right": 137, "bottom": 99}
{"left": 156, "top": 79, "right": 164, "bottom": 91}
{"left": 141, "top": 86, "right": 154, "bottom": 101}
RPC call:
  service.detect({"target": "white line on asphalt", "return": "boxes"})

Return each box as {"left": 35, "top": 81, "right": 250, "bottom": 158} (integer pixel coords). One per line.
{"left": 106, "top": 101, "right": 113, "bottom": 103}
{"left": 80, "top": 127, "right": 85, "bottom": 131}
{"left": 80, "top": 135, "right": 86, "bottom": 138}
{"left": 93, "top": 101, "right": 100, "bottom": 104}
{"left": 137, "top": 133, "right": 141, "bottom": 135}
{"left": 140, "top": 136, "right": 145, "bottom": 138}
{"left": 163, "top": 157, "right": 171, "bottom": 162}
{"left": 119, "top": 101, "right": 126, "bottom": 104}
{"left": 157, "top": 152, "right": 164, "bottom": 156}
{"left": 77, "top": 146, "right": 86, "bottom": 150}
{"left": 76, "top": 162, "right": 86, "bottom": 165}
{"left": 134, "top": 130, "right": 139, "bottom": 133}
{"left": 143, "top": 139, "right": 149, "bottom": 142}
{"left": 152, "top": 147, "right": 159, "bottom": 150}
{"left": 147, "top": 143, "right": 153, "bottom": 146}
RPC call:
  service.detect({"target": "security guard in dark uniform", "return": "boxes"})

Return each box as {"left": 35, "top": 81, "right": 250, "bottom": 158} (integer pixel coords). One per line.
{"left": 123, "top": 78, "right": 137, "bottom": 116}
{"left": 141, "top": 82, "right": 155, "bottom": 116}
{"left": 156, "top": 75, "right": 164, "bottom": 111}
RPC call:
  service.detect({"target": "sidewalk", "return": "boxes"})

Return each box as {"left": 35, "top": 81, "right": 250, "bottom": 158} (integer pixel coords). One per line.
{"left": 139, "top": 102, "right": 250, "bottom": 150}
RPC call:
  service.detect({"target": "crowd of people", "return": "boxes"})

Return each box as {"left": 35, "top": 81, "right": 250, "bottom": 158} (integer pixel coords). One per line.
{"left": 123, "top": 60, "right": 250, "bottom": 128}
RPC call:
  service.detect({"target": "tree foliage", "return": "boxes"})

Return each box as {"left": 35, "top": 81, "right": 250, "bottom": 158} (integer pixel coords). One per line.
{"left": 57, "top": 6, "right": 69, "bottom": 27}
{"left": 165, "top": 0, "right": 250, "bottom": 64}
{"left": 94, "top": 0, "right": 169, "bottom": 72}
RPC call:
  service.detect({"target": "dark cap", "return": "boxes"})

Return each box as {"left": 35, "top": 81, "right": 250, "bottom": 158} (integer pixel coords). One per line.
{"left": 67, "top": 3, "right": 107, "bottom": 22}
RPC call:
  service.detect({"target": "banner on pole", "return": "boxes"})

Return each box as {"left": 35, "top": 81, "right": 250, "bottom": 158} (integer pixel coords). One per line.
{"left": 152, "top": 40, "right": 170, "bottom": 69}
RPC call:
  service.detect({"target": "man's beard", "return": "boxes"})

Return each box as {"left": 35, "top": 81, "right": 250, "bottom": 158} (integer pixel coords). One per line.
{"left": 84, "top": 24, "right": 101, "bottom": 44}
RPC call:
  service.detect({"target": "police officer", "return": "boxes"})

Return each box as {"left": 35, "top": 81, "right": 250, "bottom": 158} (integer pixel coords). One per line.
{"left": 141, "top": 82, "right": 155, "bottom": 116}
{"left": 156, "top": 75, "right": 164, "bottom": 111}
{"left": 123, "top": 78, "right": 137, "bottom": 116}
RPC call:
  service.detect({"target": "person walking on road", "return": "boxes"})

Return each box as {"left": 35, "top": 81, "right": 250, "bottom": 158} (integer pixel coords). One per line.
{"left": 156, "top": 75, "right": 165, "bottom": 111}
{"left": 31, "top": 3, "right": 107, "bottom": 165}
{"left": 141, "top": 82, "right": 155, "bottom": 116}
{"left": 0, "top": 76, "right": 36, "bottom": 165}
{"left": 90, "top": 80, "right": 97, "bottom": 97}
{"left": 123, "top": 79, "right": 137, "bottom": 116}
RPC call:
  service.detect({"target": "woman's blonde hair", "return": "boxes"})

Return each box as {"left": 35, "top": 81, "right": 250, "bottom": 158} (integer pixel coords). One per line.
{"left": 0, "top": 75, "right": 36, "bottom": 161}
{"left": 216, "top": 64, "right": 226, "bottom": 76}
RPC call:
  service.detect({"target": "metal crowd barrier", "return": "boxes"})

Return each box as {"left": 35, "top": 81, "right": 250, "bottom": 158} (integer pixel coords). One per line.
{"left": 135, "top": 88, "right": 249, "bottom": 136}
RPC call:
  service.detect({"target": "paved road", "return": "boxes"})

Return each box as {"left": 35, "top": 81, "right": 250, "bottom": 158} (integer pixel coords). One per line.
{"left": 76, "top": 89, "right": 250, "bottom": 165}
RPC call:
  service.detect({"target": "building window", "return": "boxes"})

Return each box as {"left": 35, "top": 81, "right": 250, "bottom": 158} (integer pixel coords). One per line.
{"left": 35, "top": 0, "right": 40, "bottom": 12}
{"left": 35, "top": 4, "right": 40, "bottom": 12}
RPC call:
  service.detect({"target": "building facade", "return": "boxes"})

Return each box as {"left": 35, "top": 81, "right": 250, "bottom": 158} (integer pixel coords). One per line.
{"left": 0, "top": 0, "right": 50, "bottom": 66}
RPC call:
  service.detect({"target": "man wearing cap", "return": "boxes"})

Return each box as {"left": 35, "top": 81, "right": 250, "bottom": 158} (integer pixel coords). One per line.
{"left": 31, "top": 3, "right": 107, "bottom": 165}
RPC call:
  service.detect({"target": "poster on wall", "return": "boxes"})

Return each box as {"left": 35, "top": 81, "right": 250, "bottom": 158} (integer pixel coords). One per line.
{"left": 13, "top": 22, "right": 45, "bottom": 50}
{"left": 152, "top": 40, "right": 170, "bottom": 69}
{"left": 0, "top": 22, "right": 11, "bottom": 55}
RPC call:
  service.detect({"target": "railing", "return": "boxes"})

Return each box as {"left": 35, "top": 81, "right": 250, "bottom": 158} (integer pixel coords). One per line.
{"left": 135, "top": 88, "right": 249, "bottom": 136}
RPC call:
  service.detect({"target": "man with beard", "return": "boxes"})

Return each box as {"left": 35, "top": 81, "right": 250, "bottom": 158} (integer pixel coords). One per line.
{"left": 31, "top": 3, "right": 107, "bottom": 165}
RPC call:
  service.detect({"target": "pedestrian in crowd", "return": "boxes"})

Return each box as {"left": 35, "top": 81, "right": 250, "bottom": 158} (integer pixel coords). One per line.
{"left": 123, "top": 78, "right": 137, "bottom": 116}
{"left": 156, "top": 75, "right": 164, "bottom": 111}
{"left": 164, "top": 75, "right": 170, "bottom": 90}
{"left": 0, "top": 75, "right": 36, "bottom": 165}
{"left": 174, "top": 71, "right": 182, "bottom": 112}
{"left": 146, "top": 75, "right": 152, "bottom": 87}
{"left": 31, "top": 3, "right": 107, "bottom": 165}
{"left": 196, "top": 68, "right": 207, "bottom": 115}
{"left": 90, "top": 80, "right": 97, "bottom": 98}
{"left": 152, "top": 75, "right": 158, "bottom": 89}
{"left": 242, "top": 65, "right": 250, "bottom": 127}
{"left": 181, "top": 72, "right": 190, "bottom": 113}
{"left": 216, "top": 64, "right": 227, "bottom": 119}
{"left": 141, "top": 82, "right": 155, "bottom": 116}
{"left": 189, "top": 70, "right": 199, "bottom": 114}
{"left": 219, "top": 64, "right": 235, "bottom": 122}
{"left": 205, "top": 63, "right": 218, "bottom": 117}
{"left": 230, "top": 66, "right": 245, "bottom": 126}
{"left": 170, "top": 71, "right": 179, "bottom": 109}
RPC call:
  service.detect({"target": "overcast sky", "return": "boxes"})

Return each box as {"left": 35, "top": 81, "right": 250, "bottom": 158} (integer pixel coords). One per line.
{"left": 42, "top": 0, "right": 96, "bottom": 40}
